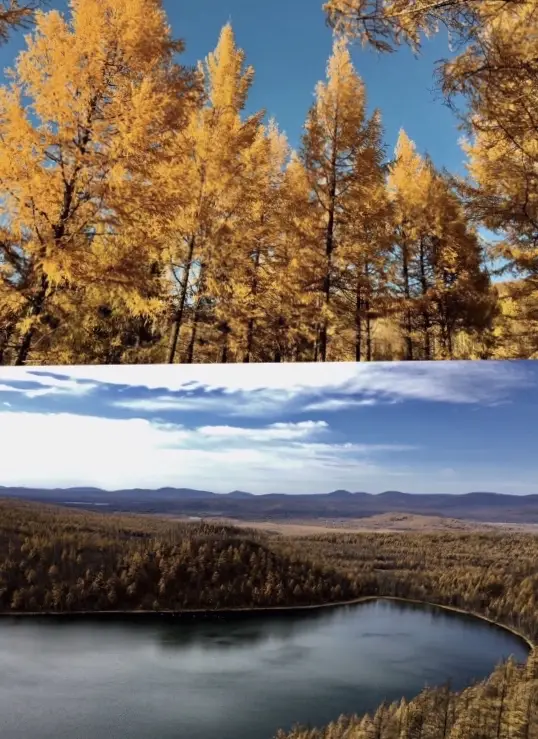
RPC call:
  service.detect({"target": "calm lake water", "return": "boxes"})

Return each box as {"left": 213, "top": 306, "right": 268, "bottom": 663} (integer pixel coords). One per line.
{"left": 0, "top": 600, "right": 529, "bottom": 739}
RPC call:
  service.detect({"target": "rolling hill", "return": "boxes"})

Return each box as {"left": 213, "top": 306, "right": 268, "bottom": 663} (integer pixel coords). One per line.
{"left": 0, "top": 486, "right": 537, "bottom": 523}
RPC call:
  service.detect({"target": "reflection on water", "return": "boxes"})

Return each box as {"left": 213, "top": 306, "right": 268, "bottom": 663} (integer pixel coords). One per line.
{"left": 0, "top": 600, "right": 529, "bottom": 739}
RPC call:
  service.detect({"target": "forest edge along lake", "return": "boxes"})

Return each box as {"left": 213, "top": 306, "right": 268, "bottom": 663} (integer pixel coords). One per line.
{"left": 0, "top": 595, "right": 535, "bottom": 650}
{"left": 0, "top": 598, "right": 530, "bottom": 739}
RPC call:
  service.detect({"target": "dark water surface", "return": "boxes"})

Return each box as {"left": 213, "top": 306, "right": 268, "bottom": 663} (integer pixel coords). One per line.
{"left": 0, "top": 600, "right": 529, "bottom": 739}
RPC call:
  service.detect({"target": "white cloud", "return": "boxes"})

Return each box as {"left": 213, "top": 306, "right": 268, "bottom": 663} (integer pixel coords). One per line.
{"left": 197, "top": 421, "right": 329, "bottom": 442}
{"left": 113, "top": 392, "right": 287, "bottom": 418}
{"left": 0, "top": 361, "right": 528, "bottom": 404}
{"left": 304, "top": 398, "right": 378, "bottom": 412}
{"left": 0, "top": 411, "right": 402, "bottom": 493}
{"left": 0, "top": 372, "right": 97, "bottom": 399}
{"left": 0, "top": 406, "right": 533, "bottom": 495}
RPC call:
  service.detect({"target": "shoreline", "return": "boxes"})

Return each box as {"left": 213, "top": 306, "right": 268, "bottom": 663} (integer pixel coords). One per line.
{"left": 0, "top": 595, "right": 534, "bottom": 650}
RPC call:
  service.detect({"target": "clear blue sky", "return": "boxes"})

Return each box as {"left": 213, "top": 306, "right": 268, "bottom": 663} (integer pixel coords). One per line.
{"left": 0, "top": 362, "right": 536, "bottom": 494}
{"left": 0, "top": 0, "right": 465, "bottom": 174}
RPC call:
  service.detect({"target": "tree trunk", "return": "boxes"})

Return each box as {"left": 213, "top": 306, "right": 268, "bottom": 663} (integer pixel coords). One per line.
{"left": 355, "top": 279, "right": 362, "bottom": 362}
{"left": 221, "top": 338, "right": 228, "bottom": 363}
{"left": 419, "top": 236, "right": 431, "bottom": 359}
{"left": 320, "top": 130, "right": 338, "bottom": 363}
{"left": 402, "top": 239, "right": 414, "bottom": 360}
{"left": 184, "top": 263, "right": 207, "bottom": 365}
{"left": 366, "top": 298, "right": 372, "bottom": 361}
{"left": 244, "top": 230, "right": 262, "bottom": 363}
{"left": 0, "top": 322, "right": 14, "bottom": 365}
{"left": 16, "top": 274, "right": 49, "bottom": 366}
{"left": 220, "top": 322, "right": 230, "bottom": 364}
{"left": 167, "top": 234, "right": 196, "bottom": 364}
{"left": 185, "top": 303, "right": 201, "bottom": 364}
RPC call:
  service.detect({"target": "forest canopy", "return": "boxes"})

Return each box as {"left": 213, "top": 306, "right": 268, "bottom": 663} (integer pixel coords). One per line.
{"left": 0, "top": 0, "right": 536, "bottom": 364}
{"left": 1, "top": 498, "right": 537, "bottom": 739}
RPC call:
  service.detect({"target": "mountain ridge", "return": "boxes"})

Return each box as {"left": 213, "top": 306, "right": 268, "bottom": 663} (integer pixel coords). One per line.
{"left": 0, "top": 486, "right": 537, "bottom": 523}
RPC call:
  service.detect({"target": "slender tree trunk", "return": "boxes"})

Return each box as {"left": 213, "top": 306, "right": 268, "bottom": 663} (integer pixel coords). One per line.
{"left": 167, "top": 234, "right": 196, "bottom": 364}
{"left": 320, "top": 264, "right": 332, "bottom": 362}
{"left": 244, "top": 246, "right": 261, "bottom": 363}
{"left": 402, "top": 239, "right": 414, "bottom": 361}
{"left": 440, "top": 305, "right": 454, "bottom": 359}
{"left": 186, "top": 307, "right": 201, "bottom": 364}
{"left": 419, "top": 236, "right": 431, "bottom": 359}
{"left": 273, "top": 315, "right": 286, "bottom": 363}
{"left": 219, "top": 320, "right": 230, "bottom": 364}
{"left": 0, "top": 323, "right": 14, "bottom": 365}
{"left": 184, "top": 262, "right": 208, "bottom": 364}
{"left": 16, "top": 274, "right": 49, "bottom": 366}
{"left": 447, "top": 319, "right": 454, "bottom": 358}
{"left": 220, "top": 334, "right": 228, "bottom": 363}
{"left": 320, "top": 131, "right": 338, "bottom": 363}
{"left": 355, "top": 278, "right": 362, "bottom": 362}
{"left": 244, "top": 317, "right": 254, "bottom": 363}
{"left": 366, "top": 298, "right": 372, "bottom": 361}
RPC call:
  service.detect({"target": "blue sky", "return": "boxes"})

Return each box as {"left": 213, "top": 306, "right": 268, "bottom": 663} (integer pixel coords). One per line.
{"left": 0, "top": 0, "right": 465, "bottom": 174}
{"left": 0, "top": 362, "right": 536, "bottom": 494}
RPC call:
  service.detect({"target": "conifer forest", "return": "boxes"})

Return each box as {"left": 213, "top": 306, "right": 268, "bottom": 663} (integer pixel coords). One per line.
{"left": 1, "top": 498, "right": 538, "bottom": 739}
{"left": 0, "top": 0, "right": 536, "bottom": 365}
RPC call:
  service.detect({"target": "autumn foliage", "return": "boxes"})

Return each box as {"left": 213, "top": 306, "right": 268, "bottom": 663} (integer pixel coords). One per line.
{"left": 1, "top": 498, "right": 538, "bottom": 739}
{"left": 0, "top": 0, "right": 535, "bottom": 363}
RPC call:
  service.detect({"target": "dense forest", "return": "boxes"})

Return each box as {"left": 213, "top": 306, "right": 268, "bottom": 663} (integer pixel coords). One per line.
{"left": 0, "top": 0, "right": 536, "bottom": 364}
{"left": 2, "top": 499, "right": 537, "bottom": 639}
{"left": 277, "top": 653, "right": 538, "bottom": 739}
{"left": 0, "top": 499, "right": 357, "bottom": 611}
{"left": 3, "top": 499, "right": 538, "bottom": 642}
{"left": 272, "top": 531, "right": 538, "bottom": 645}
{"left": 1, "top": 498, "right": 538, "bottom": 738}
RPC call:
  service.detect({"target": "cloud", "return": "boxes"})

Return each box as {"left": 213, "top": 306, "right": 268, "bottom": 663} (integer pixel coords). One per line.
{"left": 0, "top": 362, "right": 529, "bottom": 409}
{"left": 0, "top": 411, "right": 407, "bottom": 493}
{"left": 0, "top": 371, "right": 97, "bottom": 399}
{"left": 197, "top": 421, "right": 329, "bottom": 442}
{"left": 304, "top": 398, "right": 378, "bottom": 412}
{"left": 104, "top": 362, "right": 529, "bottom": 418}
{"left": 113, "top": 391, "right": 286, "bottom": 418}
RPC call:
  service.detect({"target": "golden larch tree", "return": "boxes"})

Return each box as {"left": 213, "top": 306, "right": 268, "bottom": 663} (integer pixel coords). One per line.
{"left": 388, "top": 130, "right": 493, "bottom": 359}
{"left": 0, "top": 0, "right": 196, "bottom": 365}
{"left": 301, "top": 36, "right": 382, "bottom": 362}
{"left": 165, "top": 22, "right": 264, "bottom": 364}
{"left": 324, "top": 0, "right": 538, "bottom": 359}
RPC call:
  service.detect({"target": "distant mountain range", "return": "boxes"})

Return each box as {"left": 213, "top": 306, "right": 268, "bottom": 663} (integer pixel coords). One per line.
{"left": 1, "top": 486, "right": 538, "bottom": 523}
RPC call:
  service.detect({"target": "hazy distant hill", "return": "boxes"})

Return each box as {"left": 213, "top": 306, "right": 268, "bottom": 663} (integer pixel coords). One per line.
{"left": 0, "top": 486, "right": 537, "bottom": 523}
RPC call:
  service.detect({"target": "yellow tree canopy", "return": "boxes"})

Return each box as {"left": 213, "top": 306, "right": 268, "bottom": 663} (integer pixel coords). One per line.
{"left": 0, "top": 0, "right": 197, "bottom": 364}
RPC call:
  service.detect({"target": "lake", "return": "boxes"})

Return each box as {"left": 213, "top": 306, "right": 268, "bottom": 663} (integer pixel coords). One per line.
{"left": 0, "top": 599, "right": 529, "bottom": 739}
